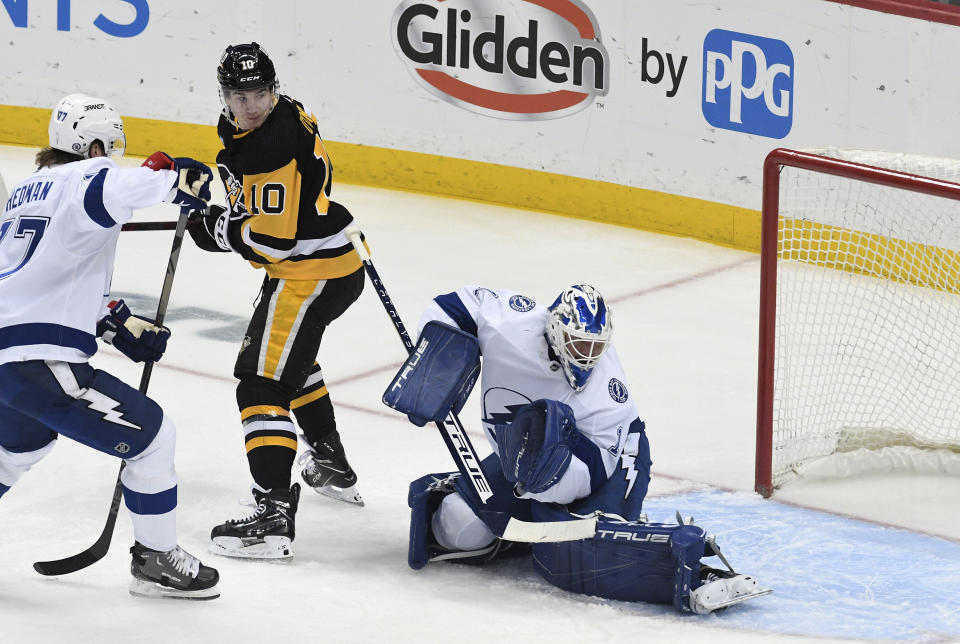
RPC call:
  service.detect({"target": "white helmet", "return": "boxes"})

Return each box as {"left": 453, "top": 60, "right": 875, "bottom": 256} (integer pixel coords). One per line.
{"left": 546, "top": 284, "right": 613, "bottom": 391}
{"left": 48, "top": 94, "right": 126, "bottom": 158}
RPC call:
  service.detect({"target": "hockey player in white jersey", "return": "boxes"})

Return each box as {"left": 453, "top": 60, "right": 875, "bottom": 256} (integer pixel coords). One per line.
{"left": 387, "top": 284, "right": 770, "bottom": 614}
{"left": 0, "top": 94, "right": 220, "bottom": 599}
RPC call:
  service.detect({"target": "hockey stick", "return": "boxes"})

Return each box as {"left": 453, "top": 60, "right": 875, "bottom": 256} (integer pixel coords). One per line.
{"left": 121, "top": 221, "right": 178, "bottom": 232}
{"left": 343, "top": 226, "right": 598, "bottom": 541}
{"left": 33, "top": 209, "right": 192, "bottom": 576}
{"left": 344, "top": 226, "right": 493, "bottom": 504}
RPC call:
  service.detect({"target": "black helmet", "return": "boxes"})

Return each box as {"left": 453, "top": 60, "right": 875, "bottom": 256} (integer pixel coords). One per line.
{"left": 217, "top": 42, "right": 277, "bottom": 92}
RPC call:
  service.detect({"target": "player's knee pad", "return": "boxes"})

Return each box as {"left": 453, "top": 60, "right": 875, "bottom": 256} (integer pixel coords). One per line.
{"left": 121, "top": 415, "right": 177, "bottom": 550}
{"left": 0, "top": 439, "right": 57, "bottom": 491}
{"left": 236, "top": 376, "right": 298, "bottom": 470}
{"left": 122, "top": 414, "right": 177, "bottom": 494}
{"left": 383, "top": 321, "right": 480, "bottom": 426}
{"left": 531, "top": 505, "right": 706, "bottom": 611}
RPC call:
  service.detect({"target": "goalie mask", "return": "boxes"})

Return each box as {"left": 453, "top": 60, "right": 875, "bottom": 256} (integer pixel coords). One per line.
{"left": 546, "top": 284, "right": 613, "bottom": 391}
{"left": 48, "top": 94, "right": 126, "bottom": 158}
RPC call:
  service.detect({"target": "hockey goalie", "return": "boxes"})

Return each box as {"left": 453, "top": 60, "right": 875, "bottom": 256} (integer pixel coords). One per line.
{"left": 383, "top": 284, "right": 771, "bottom": 614}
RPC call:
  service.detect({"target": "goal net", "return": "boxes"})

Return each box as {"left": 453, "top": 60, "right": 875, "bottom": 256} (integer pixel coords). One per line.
{"left": 755, "top": 148, "right": 960, "bottom": 497}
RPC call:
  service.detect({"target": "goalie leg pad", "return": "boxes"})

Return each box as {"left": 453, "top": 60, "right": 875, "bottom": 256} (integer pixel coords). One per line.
{"left": 408, "top": 459, "right": 533, "bottom": 569}
{"left": 383, "top": 321, "right": 480, "bottom": 426}
{"left": 408, "top": 472, "right": 503, "bottom": 569}
{"left": 531, "top": 504, "right": 708, "bottom": 608}
{"left": 408, "top": 472, "right": 459, "bottom": 570}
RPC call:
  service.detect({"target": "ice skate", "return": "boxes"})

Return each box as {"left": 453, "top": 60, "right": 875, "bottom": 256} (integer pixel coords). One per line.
{"left": 299, "top": 436, "right": 364, "bottom": 506}
{"left": 129, "top": 542, "right": 220, "bottom": 600}
{"left": 689, "top": 566, "right": 772, "bottom": 614}
{"left": 210, "top": 483, "right": 300, "bottom": 559}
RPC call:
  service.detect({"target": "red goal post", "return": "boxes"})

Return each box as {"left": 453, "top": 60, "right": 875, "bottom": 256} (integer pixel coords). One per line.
{"left": 756, "top": 148, "right": 960, "bottom": 497}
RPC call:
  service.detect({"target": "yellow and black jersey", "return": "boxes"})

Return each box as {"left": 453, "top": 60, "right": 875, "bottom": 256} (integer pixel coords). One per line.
{"left": 216, "top": 94, "right": 362, "bottom": 280}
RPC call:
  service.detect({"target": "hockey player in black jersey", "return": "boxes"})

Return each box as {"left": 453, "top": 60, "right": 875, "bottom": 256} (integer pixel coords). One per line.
{"left": 187, "top": 42, "right": 365, "bottom": 559}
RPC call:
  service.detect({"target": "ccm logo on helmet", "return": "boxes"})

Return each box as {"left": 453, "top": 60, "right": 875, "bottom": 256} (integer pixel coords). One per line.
{"left": 392, "top": 0, "right": 609, "bottom": 120}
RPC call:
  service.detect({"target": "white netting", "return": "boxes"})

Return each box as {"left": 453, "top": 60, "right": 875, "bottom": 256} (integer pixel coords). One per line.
{"left": 771, "top": 149, "right": 960, "bottom": 487}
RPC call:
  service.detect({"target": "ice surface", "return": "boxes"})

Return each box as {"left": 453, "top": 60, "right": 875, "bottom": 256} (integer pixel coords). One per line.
{"left": 2, "top": 145, "right": 958, "bottom": 644}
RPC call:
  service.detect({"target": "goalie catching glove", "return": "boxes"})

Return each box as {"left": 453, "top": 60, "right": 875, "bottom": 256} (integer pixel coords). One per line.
{"left": 495, "top": 399, "right": 582, "bottom": 496}
{"left": 96, "top": 299, "right": 170, "bottom": 363}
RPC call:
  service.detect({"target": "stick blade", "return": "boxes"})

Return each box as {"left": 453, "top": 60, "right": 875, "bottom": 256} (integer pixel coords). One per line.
{"left": 33, "top": 548, "right": 106, "bottom": 576}
{"left": 33, "top": 476, "right": 124, "bottom": 576}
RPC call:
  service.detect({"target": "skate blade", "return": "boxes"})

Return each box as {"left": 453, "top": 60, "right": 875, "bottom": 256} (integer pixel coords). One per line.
{"left": 210, "top": 535, "right": 294, "bottom": 559}
{"left": 699, "top": 586, "right": 773, "bottom": 613}
{"left": 691, "top": 576, "right": 772, "bottom": 614}
{"left": 129, "top": 577, "right": 220, "bottom": 601}
{"left": 314, "top": 483, "right": 365, "bottom": 507}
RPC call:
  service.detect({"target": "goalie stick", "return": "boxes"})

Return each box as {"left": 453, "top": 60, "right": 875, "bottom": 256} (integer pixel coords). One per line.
{"left": 33, "top": 209, "right": 192, "bottom": 576}
{"left": 344, "top": 226, "right": 597, "bottom": 542}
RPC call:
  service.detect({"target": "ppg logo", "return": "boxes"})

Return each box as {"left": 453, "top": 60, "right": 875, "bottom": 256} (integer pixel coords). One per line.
{"left": 701, "top": 29, "right": 794, "bottom": 139}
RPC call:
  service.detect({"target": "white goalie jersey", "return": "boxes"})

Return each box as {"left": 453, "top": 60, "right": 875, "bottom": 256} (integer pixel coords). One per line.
{"left": 0, "top": 157, "right": 177, "bottom": 365}
{"left": 419, "top": 286, "right": 642, "bottom": 505}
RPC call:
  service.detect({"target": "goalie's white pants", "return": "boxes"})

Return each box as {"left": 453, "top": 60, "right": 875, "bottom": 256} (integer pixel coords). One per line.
{"left": 432, "top": 491, "right": 496, "bottom": 551}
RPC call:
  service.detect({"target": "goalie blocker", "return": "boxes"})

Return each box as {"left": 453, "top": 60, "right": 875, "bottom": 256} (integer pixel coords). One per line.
{"left": 382, "top": 320, "right": 480, "bottom": 426}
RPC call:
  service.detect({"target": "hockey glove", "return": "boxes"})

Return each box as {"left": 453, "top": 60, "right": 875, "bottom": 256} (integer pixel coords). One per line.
{"left": 96, "top": 299, "right": 170, "bottom": 363}
{"left": 187, "top": 205, "right": 234, "bottom": 253}
{"left": 495, "top": 399, "right": 580, "bottom": 496}
{"left": 142, "top": 151, "right": 213, "bottom": 213}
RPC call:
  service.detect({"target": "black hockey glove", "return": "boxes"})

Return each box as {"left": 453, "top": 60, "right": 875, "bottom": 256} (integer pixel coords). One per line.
{"left": 187, "top": 205, "right": 233, "bottom": 253}
{"left": 96, "top": 299, "right": 170, "bottom": 363}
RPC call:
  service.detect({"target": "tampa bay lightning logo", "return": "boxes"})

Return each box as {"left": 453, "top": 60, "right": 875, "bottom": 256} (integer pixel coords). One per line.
{"left": 482, "top": 387, "right": 533, "bottom": 438}
{"left": 608, "top": 378, "right": 628, "bottom": 403}
{"left": 509, "top": 295, "right": 536, "bottom": 312}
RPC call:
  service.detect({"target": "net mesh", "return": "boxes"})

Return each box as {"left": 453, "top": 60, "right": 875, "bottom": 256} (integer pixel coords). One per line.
{"left": 772, "top": 149, "right": 960, "bottom": 487}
